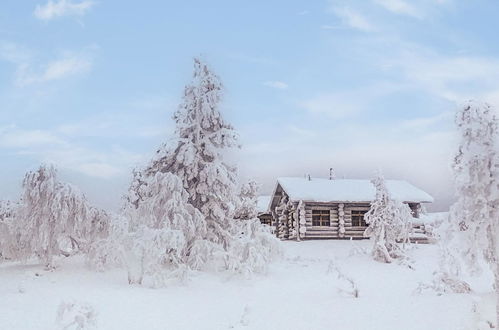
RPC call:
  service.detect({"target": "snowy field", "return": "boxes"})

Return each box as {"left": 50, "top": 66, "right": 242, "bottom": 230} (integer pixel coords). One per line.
{"left": 0, "top": 240, "right": 495, "bottom": 330}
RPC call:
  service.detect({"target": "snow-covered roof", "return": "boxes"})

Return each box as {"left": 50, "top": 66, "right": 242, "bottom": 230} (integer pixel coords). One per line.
{"left": 257, "top": 195, "right": 271, "bottom": 213}
{"left": 274, "top": 177, "right": 434, "bottom": 204}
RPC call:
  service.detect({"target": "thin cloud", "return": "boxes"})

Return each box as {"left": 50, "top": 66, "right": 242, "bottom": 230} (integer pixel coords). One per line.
{"left": 331, "top": 6, "right": 375, "bottom": 32}
{"left": 16, "top": 53, "right": 92, "bottom": 86}
{"left": 0, "top": 125, "right": 66, "bottom": 148}
{"left": 299, "top": 83, "right": 400, "bottom": 119}
{"left": 386, "top": 49, "right": 499, "bottom": 102}
{"left": 34, "top": 0, "right": 95, "bottom": 21}
{"left": 263, "top": 81, "right": 289, "bottom": 90}
{"left": 0, "top": 125, "right": 144, "bottom": 180}
{"left": 373, "top": 0, "right": 423, "bottom": 18}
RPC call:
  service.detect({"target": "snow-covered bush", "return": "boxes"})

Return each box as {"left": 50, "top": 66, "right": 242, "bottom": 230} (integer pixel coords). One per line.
{"left": 234, "top": 179, "right": 259, "bottom": 220}
{"left": 226, "top": 219, "right": 281, "bottom": 276}
{"left": 416, "top": 271, "right": 472, "bottom": 295}
{"left": 14, "top": 165, "right": 110, "bottom": 268}
{"left": 0, "top": 200, "right": 19, "bottom": 261}
{"left": 122, "top": 171, "right": 211, "bottom": 285}
{"left": 364, "top": 172, "right": 412, "bottom": 263}
{"left": 55, "top": 300, "right": 97, "bottom": 330}
{"left": 86, "top": 213, "right": 128, "bottom": 271}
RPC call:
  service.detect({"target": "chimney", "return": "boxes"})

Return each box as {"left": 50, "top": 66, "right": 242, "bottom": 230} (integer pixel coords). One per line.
{"left": 329, "top": 167, "right": 336, "bottom": 180}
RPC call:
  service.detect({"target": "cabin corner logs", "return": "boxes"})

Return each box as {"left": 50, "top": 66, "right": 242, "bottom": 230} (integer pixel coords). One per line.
{"left": 270, "top": 190, "right": 422, "bottom": 241}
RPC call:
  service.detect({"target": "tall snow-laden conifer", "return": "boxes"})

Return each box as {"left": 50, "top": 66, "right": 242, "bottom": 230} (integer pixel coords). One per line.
{"left": 447, "top": 100, "right": 499, "bottom": 326}
{"left": 113, "top": 58, "right": 279, "bottom": 284}
{"left": 143, "top": 58, "right": 239, "bottom": 247}
{"left": 16, "top": 165, "right": 109, "bottom": 268}
{"left": 364, "top": 172, "right": 412, "bottom": 263}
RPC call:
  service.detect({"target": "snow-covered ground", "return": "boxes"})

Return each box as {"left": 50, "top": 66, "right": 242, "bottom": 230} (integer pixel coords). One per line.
{"left": 0, "top": 240, "right": 495, "bottom": 330}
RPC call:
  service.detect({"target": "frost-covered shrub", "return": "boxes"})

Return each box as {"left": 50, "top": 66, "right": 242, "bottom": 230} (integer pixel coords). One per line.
{"left": 416, "top": 271, "right": 472, "bottom": 295}
{"left": 226, "top": 219, "right": 281, "bottom": 276}
{"left": 234, "top": 180, "right": 259, "bottom": 220}
{"left": 86, "top": 213, "right": 128, "bottom": 271}
{"left": 12, "top": 165, "right": 109, "bottom": 268}
{"left": 0, "top": 200, "right": 19, "bottom": 261}
{"left": 364, "top": 172, "right": 412, "bottom": 263}
{"left": 55, "top": 300, "right": 97, "bottom": 330}
{"left": 122, "top": 171, "right": 211, "bottom": 285}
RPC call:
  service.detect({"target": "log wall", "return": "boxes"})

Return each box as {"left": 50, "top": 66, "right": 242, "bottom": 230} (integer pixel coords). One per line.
{"left": 302, "top": 202, "right": 371, "bottom": 239}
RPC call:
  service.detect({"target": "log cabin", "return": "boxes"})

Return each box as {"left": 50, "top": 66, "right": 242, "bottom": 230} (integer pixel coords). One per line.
{"left": 259, "top": 177, "right": 433, "bottom": 240}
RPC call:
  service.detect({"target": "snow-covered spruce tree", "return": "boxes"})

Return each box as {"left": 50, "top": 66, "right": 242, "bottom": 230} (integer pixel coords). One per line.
{"left": 108, "top": 58, "right": 279, "bottom": 283}
{"left": 143, "top": 58, "right": 239, "bottom": 249}
{"left": 446, "top": 100, "right": 499, "bottom": 324}
{"left": 234, "top": 179, "right": 259, "bottom": 220}
{"left": 364, "top": 172, "right": 412, "bottom": 263}
{"left": 16, "top": 165, "right": 109, "bottom": 268}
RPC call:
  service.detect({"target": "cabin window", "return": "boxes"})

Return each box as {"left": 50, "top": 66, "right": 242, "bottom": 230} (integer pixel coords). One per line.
{"left": 351, "top": 210, "right": 368, "bottom": 227}
{"left": 259, "top": 214, "right": 272, "bottom": 226}
{"left": 312, "top": 209, "right": 330, "bottom": 226}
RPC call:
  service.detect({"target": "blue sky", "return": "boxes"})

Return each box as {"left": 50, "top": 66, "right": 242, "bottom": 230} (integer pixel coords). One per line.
{"left": 1, "top": 0, "right": 499, "bottom": 211}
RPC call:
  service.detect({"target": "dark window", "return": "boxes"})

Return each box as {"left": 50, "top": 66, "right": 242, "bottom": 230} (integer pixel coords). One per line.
{"left": 312, "top": 209, "right": 330, "bottom": 226}
{"left": 351, "top": 210, "right": 368, "bottom": 227}
{"left": 259, "top": 214, "right": 272, "bottom": 226}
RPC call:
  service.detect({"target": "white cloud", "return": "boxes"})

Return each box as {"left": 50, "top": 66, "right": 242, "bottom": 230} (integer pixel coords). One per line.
{"left": 263, "top": 81, "right": 289, "bottom": 90}
{"left": 17, "top": 54, "right": 92, "bottom": 86}
{"left": 0, "top": 42, "right": 31, "bottom": 64}
{"left": 299, "top": 83, "right": 400, "bottom": 119}
{"left": 321, "top": 25, "right": 343, "bottom": 30}
{"left": 300, "top": 92, "right": 361, "bottom": 119}
{"left": 0, "top": 42, "right": 95, "bottom": 86}
{"left": 34, "top": 0, "right": 95, "bottom": 21}
{"left": 74, "top": 162, "right": 125, "bottom": 179}
{"left": 331, "top": 6, "right": 375, "bottom": 32}
{"left": 0, "top": 126, "right": 66, "bottom": 148}
{"left": 385, "top": 49, "right": 499, "bottom": 102}
{"left": 0, "top": 125, "right": 144, "bottom": 180}
{"left": 373, "top": 0, "right": 423, "bottom": 18}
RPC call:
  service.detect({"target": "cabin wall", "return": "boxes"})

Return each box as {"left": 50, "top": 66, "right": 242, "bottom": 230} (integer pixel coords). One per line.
{"left": 270, "top": 197, "right": 425, "bottom": 240}
{"left": 301, "top": 202, "right": 370, "bottom": 239}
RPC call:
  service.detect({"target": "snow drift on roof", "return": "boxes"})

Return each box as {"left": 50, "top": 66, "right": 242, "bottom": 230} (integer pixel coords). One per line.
{"left": 276, "top": 177, "right": 434, "bottom": 203}
{"left": 257, "top": 195, "right": 271, "bottom": 213}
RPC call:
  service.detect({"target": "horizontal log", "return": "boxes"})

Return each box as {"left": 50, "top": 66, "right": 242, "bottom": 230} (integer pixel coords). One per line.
{"left": 307, "top": 226, "right": 339, "bottom": 231}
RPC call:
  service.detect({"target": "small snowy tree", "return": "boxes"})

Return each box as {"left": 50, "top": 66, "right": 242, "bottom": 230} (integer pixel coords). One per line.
{"left": 446, "top": 100, "right": 499, "bottom": 325}
{"left": 0, "top": 200, "right": 18, "bottom": 260}
{"left": 234, "top": 179, "right": 259, "bottom": 220}
{"left": 364, "top": 172, "right": 412, "bottom": 263}
{"left": 15, "top": 165, "right": 109, "bottom": 268}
